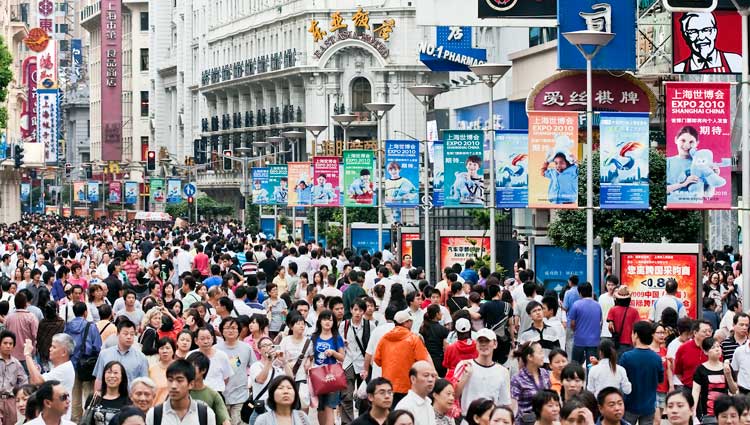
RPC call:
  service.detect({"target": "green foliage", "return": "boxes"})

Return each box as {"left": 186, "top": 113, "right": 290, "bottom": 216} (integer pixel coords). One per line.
{"left": 0, "top": 36, "right": 12, "bottom": 129}
{"left": 547, "top": 148, "right": 702, "bottom": 250}
{"left": 467, "top": 209, "right": 509, "bottom": 229}
{"left": 165, "top": 195, "right": 234, "bottom": 219}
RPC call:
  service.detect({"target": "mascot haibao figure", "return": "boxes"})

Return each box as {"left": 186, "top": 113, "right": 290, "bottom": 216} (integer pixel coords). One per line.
{"left": 688, "top": 148, "right": 726, "bottom": 198}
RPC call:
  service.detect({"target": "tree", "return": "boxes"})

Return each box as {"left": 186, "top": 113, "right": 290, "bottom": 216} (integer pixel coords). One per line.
{"left": 0, "top": 36, "right": 13, "bottom": 129}
{"left": 547, "top": 149, "right": 702, "bottom": 250}
{"left": 165, "top": 195, "right": 234, "bottom": 219}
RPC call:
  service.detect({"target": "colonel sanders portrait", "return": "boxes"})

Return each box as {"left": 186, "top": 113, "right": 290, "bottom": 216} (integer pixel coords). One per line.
{"left": 674, "top": 12, "right": 741, "bottom": 74}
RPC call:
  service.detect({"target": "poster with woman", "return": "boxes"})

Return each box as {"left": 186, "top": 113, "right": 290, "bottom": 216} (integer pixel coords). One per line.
{"left": 384, "top": 140, "right": 420, "bottom": 208}
{"left": 527, "top": 111, "right": 579, "bottom": 208}
{"left": 74, "top": 182, "right": 87, "bottom": 202}
{"left": 343, "top": 150, "right": 375, "bottom": 207}
{"left": 665, "top": 82, "right": 731, "bottom": 209}
{"left": 312, "top": 157, "right": 341, "bottom": 207}
{"left": 288, "top": 162, "right": 312, "bottom": 206}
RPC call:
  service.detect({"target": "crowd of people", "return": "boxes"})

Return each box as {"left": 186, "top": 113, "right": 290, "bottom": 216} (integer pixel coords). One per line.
{"left": 0, "top": 215, "right": 745, "bottom": 425}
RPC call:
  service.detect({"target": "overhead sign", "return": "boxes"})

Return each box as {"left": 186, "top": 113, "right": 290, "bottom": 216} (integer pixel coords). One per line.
{"left": 478, "top": 0, "right": 556, "bottom": 18}
{"left": 558, "top": 0, "right": 637, "bottom": 71}
{"left": 183, "top": 183, "right": 196, "bottom": 197}
{"left": 36, "top": 89, "right": 58, "bottom": 164}
{"left": 672, "top": 11, "right": 742, "bottom": 75}
{"left": 419, "top": 26, "right": 487, "bottom": 72}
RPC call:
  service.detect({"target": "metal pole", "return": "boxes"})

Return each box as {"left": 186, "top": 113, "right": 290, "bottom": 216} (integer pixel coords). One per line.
{"left": 29, "top": 175, "right": 33, "bottom": 214}
{"left": 377, "top": 114, "right": 383, "bottom": 252}
{"left": 343, "top": 126, "right": 348, "bottom": 250}
{"left": 292, "top": 143, "right": 296, "bottom": 239}
{"left": 40, "top": 173, "right": 44, "bottom": 214}
{"left": 422, "top": 104, "right": 431, "bottom": 283}
{"left": 586, "top": 56, "right": 594, "bottom": 284}
{"left": 314, "top": 207, "right": 319, "bottom": 244}
{"left": 194, "top": 166, "right": 199, "bottom": 222}
{"left": 741, "top": 10, "right": 750, "bottom": 310}
{"left": 488, "top": 84, "right": 496, "bottom": 273}
{"left": 242, "top": 161, "right": 248, "bottom": 228}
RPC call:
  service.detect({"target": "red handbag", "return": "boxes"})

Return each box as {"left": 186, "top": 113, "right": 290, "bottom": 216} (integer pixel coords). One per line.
{"left": 308, "top": 363, "right": 348, "bottom": 396}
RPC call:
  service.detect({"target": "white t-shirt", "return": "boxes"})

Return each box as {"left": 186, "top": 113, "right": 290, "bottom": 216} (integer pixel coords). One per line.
{"left": 395, "top": 390, "right": 437, "bottom": 425}
{"left": 319, "top": 286, "right": 343, "bottom": 299}
{"left": 365, "top": 322, "right": 395, "bottom": 379}
{"left": 248, "top": 362, "right": 285, "bottom": 402}
{"left": 43, "top": 360, "right": 76, "bottom": 420}
{"left": 279, "top": 335, "right": 313, "bottom": 381}
{"left": 666, "top": 337, "right": 684, "bottom": 386}
{"left": 189, "top": 349, "right": 233, "bottom": 392}
{"left": 599, "top": 293, "right": 615, "bottom": 337}
{"left": 459, "top": 360, "right": 511, "bottom": 413}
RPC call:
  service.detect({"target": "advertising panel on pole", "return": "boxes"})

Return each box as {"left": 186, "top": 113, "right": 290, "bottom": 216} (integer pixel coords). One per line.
{"left": 37, "top": 89, "right": 59, "bottom": 164}
{"left": 443, "top": 130, "right": 484, "bottom": 208}
{"left": 71, "top": 39, "right": 82, "bottom": 84}
{"left": 260, "top": 216, "right": 276, "bottom": 238}
{"left": 599, "top": 112, "right": 650, "bottom": 209}
{"left": 288, "top": 162, "right": 312, "bottom": 206}
{"left": 312, "top": 157, "right": 341, "bottom": 207}
{"left": 665, "top": 82, "right": 731, "bottom": 209}
{"left": 251, "top": 167, "right": 270, "bottom": 205}
{"left": 351, "top": 224, "right": 392, "bottom": 257}
{"left": 672, "top": 11, "right": 742, "bottom": 75}
{"left": 166, "top": 179, "right": 182, "bottom": 204}
{"left": 124, "top": 181, "right": 138, "bottom": 204}
{"left": 527, "top": 111, "right": 580, "bottom": 208}
{"left": 419, "top": 26, "right": 487, "bottom": 72}
{"left": 101, "top": 0, "right": 123, "bottom": 161}
{"left": 74, "top": 182, "right": 87, "bottom": 202}
{"left": 108, "top": 181, "right": 122, "bottom": 204}
{"left": 557, "top": 0, "right": 637, "bottom": 71}
{"left": 433, "top": 141, "right": 444, "bottom": 207}
{"left": 400, "top": 231, "right": 421, "bottom": 259}
{"left": 438, "top": 230, "right": 492, "bottom": 272}
{"left": 268, "top": 164, "right": 288, "bottom": 206}
{"left": 616, "top": 242, "right": 701, "bottom": 320}
{"left": 150, "top": 178, "right": 165, "bottom": 204}
{"left": 20, "top": 57, "right": 37, "bottom": 140}
{"left": 384, "top": 140, "right": 420, "bottom": 208}
{"left": 20, "top": 184, "right": 30, "bottom": 203}
{"left": 343, "top": 150, "right": 375, "bottom": 207}
{"left": 495, "top": 130, "right": 528, "bottom": 208}
{"left": 87, "top": 181, "right": 100, "bottom": 203}
{"left": 531, "top": 242, "right": 602, "bottom": 295}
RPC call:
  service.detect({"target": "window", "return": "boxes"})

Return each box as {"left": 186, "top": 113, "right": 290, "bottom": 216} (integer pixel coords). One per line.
{"left": 350, "top": 77, "right": 371, "bottom": 113}
{"left": 140, "top": 91, "right": 149, "bottom": 117}
{"left": 55, "top": 24, "right": 69, "bottom": 34}
{"left": 140, "top": 48, "right": 149, "bottom": 71}
{"left": 140, "top": 12, "right": 149, "bottom": 31}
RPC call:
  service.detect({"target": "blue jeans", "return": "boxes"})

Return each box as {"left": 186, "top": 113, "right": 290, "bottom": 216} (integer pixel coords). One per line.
{"left": 572, "top": 345, "right": 598, "bottom": 364}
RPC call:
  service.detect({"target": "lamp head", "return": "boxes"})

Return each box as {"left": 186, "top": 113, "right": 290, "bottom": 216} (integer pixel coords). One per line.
{"left": 562, "top": 30, "right": 615, "bottom": 47}
{"left": 363, "top": 102, "right": 395, "bottom": 113}
{"left": 407, "top": 84, "right": 448, "bottom": 99}
{"left": 470, "top": 63, "right": 512, "bottom": 78}
{"left": 281, "top": 130, "right": 306, "bottom": 140}
{"left": 331, "top": 114, "right": 357, "bottom": 124}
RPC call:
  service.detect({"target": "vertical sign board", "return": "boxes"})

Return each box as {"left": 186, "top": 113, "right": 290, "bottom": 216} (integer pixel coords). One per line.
{"left": 665, "top": 82, "right": 732, "bottom": 209}
{"left": 251, "top": 167, "right": 270, "bottom": 205}
{"left": 124, "top": 181, "right": 138, "bottom": 204}
{"left": 432, "top": 141, "right": 444, "bottom": 207}
{"left": 87, "top": 181, "right": 100, "bottom": 203}
{"left": 557, "top": 0, "right": 637, "bottom": 71}
{"left": 74, "top": 182, "right": 87, "bottom": 202}
{"left": 443, "top": 130, "right": 484, "bottom": 208}
{"left": 21, "top": 57, "right": 37, "bottom": 140}
{"left": 599, "top": 112, "right": 650, "bottom": 209}
{"left": 166, "top": 179, "right": 182, "bottom": 204}
{"left": 288, "top": 162, "right": 312, "bottom": 206}
{"left": 108, "top": 181, "right": 122, "bottom": 204}
{"left": 150, "top": 178, "right": 165, "bottom": 204}
{"left": 20, "top": 184, "right": 30, "bottom": 203}
{"left": 71, "top": 39, "right": 82, "bottom": 84}
{"left": 495, "top": 130, "right": 529, "bottom": 208}
{"left": 101, "top": 0, "right": 123, "bottom": 161}
{"left": 527, "top": 111, "right": 580, "bottom": 208}
{"left": 312, "top": 157, "right": 341, "bottom": 207}
{"left": 672, "top": 11, "right": 742, "bottom": 75}
{"left": 438, "top": 230, "right": 492, "bottom": 272}
{"left": 268, "top": 165, "right": 288, "bottom": 206}
{"left": 260, "top": 216, "right": 276, "bottom": 238}
{"left": 344, "top": 151, "right": 375, "bottom": 207}
{"left": 530, "top": 238, "right": 602, "bottom": 295}
{"left": 37, "top": 89, "right": 59, "bottom": 164}
{"left": 384, "top": 140, "right": 420, "bottom": 208}
{"left": 615, "top": 243, "right": 701, "bottom": 320}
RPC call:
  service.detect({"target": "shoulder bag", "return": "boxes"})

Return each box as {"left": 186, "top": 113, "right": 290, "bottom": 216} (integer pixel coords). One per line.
{"left": 611, "top": 307, "right": 629, "bottom": 349}
{"left": 78, "top": 322, "right": 99, "bottom": 382}
{"left": 240, "top": 367, "right": 276, "bottom": 423}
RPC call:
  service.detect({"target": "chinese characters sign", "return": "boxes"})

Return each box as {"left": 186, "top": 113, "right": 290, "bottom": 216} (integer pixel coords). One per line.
{"left": 527, "top": 111, "right": 579, "bottom": 208}
{"left": 312, "top": 157, "right": 341, "bottom": 207}
{"left": 71, "top": 39, "right": 83, "bottom": 84}
{"left": 599, "top": 112, "right": 650, "bottom": 210}
{"left": 344, "top": 150, "right": 375, "bottom": 207}
{"left": 438, "top": 235, "right": 491, "bottom": 272}
{"left": 384, "top": 140, "right": 420, "bottom": 208}
{"left": 443, "top": 130, "right": 484, "bottom": 208}
{"left": 665, "top": 82, "right": 731, "bottom": 209}
{"left": 419, "top": 26, "right": 487, "bottom": 72}
{"left": 495, "top": 131, "right": 528, "bottom": 208}
{"left": 36, "top": 89, "right": 58, "bottom": 164}
{"left": 288, "top": 162, "right": 312, "bottom": 207}
{"left": 310, "top": 8, "right": 394, "bottom": 60}
{"left": 21, "top": 57, "right": 37, "bottom": 140}
{"left": 269, "top": 165, "right": 289, "bottom": 206}
{"left": 432, "top": 141, "right": 444, "bottom": 207}
{"left": 101, "top": 0, "right": 123, "bottom": 161}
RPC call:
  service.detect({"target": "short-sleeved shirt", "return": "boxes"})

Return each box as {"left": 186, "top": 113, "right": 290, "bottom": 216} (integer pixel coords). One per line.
{"left": 460, "top": 360, "right": 511, "bottom": 413}
{"left": 215, "top": 341, "right": 256, "bottom": 404}
{"left": 189, "top": 349, "right": 233, "bottom": 392}
{"left": 43, "top": 360, "right": 76, "bottom": 419}
{"left": 606, "top": 306, "right": 641, "bottom": 346}
{"left": 312, "top": 334, "right": 345, "bottom": 366}
{"left": 510, "top": 367, "right": 551, "bottom": 423}
{"left": 280, "top": 335, "right": 314, "bottom": 381}
{"left": 263, "top": 298, "right": 288, "bottom": 332}
{"left": 93, "top": 346, "right": 149, "bottom": 389}
{"left": 568, "top": 298, "right": 602, "bottom": 347}
{"left": 694, "top": 364, "right": 729, "bottom": 418}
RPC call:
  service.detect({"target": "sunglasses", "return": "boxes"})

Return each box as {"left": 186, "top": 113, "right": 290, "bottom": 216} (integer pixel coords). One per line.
{"left": 58, "top": 393, "right": 70, "bottom": 401}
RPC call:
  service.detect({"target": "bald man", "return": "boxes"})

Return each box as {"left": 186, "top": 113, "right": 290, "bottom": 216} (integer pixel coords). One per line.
{"left": 394, "top": 361, "right": 437, "bottom": 425}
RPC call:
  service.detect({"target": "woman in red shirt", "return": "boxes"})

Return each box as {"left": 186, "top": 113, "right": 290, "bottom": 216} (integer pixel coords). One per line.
{"left": 606, "top": 286, "right": 642, "bottom": 353}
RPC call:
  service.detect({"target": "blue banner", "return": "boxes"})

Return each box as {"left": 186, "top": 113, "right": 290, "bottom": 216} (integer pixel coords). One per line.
{"left": 167, "top": 179, "right": 182, "bottom": 204}
{"left": 433, "top": 142, "right": 444, "bottom": 207}
{"left": 534, "top": 245, "right": 601, "bottom": 295}
{"left": 71, "top": 39, "right": 82, "bottom": 84}
{"left": 0, "top": 133, "right": 6, "bottom": 160}
{"left": 443, "top": 130, "right": 485, "bottom": 208}
{"left": 599, "top": 112, "right": 650, "bottom": 209}
{"left": 124, "top": 181, "right": 138, "bottom": 204}
{"left": 384, "top": 140, "right": 420, "bottom": 208}
{"left": 351, "top": 228, "right": 392, "bottom": 256}
{"left": 87, "top": 181, "right": 99, "bottom": 203}
{"left": 252, "top": 167, "right": 270, "bottom": 205}
{"left": 495, "top": 130, "right": 529, "bottom": 208}
{"left": 260, "top": 217, "right": 276, "bottom": 238}
{"left": 20, "top": 183, "right": 30, "bottom": 203}
{"left": 557, "top": 0, "right": 636, "bottom": 71}
{"left": 269, "top": 164, "right": 288, "bottom": 206}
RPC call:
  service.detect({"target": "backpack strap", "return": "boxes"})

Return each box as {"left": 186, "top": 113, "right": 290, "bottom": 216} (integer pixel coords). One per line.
{"left": 198, "top": 403, "right": 208, "bottom": 425}
{"left": 79, "top": 322, "right": 91, "bottom": 358}
{"left": 154, "top": 404, "right": 163, "bottom": 425}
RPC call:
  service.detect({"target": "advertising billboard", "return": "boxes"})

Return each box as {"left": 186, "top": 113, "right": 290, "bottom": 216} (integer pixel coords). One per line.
{"left": 312, "top": 157, "right": 341, "bottom": 207}
{"left": 672, "top": 11, "right": 742, "bottom": 75}
{"left": 495, "top": 130, "right": 528, "bottom": 208}
{"left": 599, "top": 112, "right": 650, "bottom": 209}
{"left": 443, "top": 130, "right": 484, "bottom": 208}
{"left": 384, "top": 140, "right": 420, "bottom": 208}
{"left": 527, "top": 111, "right": 579, "bottom": 208}
{"left": 532, "top": 243, "right": 602, "bottom": 295}
{"left": 438, "top": 230, "right": 492, "bottom": 272}
{"left": 351, "top": 225, "right": 392, "bottom": 256}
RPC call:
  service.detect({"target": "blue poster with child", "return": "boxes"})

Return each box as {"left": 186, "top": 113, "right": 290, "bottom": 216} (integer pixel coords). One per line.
{"left": 384, "top": 140, "right": 420, "bottom": 208}
{"left": 443, "top": 130, "right": 484, "bottom": 208}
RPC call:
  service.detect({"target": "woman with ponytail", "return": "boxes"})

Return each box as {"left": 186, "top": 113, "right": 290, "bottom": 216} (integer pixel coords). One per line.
{"left": 586, "top": 338, "right": 632, "bottom": 397}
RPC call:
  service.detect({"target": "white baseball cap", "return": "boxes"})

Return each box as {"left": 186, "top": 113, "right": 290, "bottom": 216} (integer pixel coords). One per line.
{"left": 455, "top": 318, "right": 471, "bottom": 333}
{"left": 394, "top": 310, "right": 413, "bottom": 325}
{"left": 476, "top": 328, "right": 497, "bottom": 341}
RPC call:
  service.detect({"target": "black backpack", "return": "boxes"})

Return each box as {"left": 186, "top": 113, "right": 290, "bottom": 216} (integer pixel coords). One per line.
{"left": 153, "top": 402, "right": 208, "bottom": 425}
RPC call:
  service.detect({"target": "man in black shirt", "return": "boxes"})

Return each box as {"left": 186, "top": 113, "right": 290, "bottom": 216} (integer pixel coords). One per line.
{"left": 471, "top": 281, "right": 514, "bottom": 364}
{"left": 156, "top": 250, "right": 174, "bottom": 283}
{"left": 351, "top": 377, "right": 392, "bottom": 425}
{"left": 258, "top": 250, "right": 278, "bottom": 278}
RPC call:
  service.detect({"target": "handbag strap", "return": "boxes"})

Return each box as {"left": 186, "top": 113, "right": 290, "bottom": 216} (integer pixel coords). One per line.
{"left": 292, "top": 339, "right": 312, "bottom": 377}
{"left": 254, "top": 367, "right": 276, "bottom": 403}
{"left": 79, "top": 321, "right": 91, "bottom": 357}
{"left": 616, "top": 307, "right": 629, "bottom": 336}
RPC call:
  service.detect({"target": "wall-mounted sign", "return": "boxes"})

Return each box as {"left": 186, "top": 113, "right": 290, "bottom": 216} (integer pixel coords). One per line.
{"left": 478, "top": 0, "right": 556, "bottom": 19}
{"left": 101, "top": 0, "right": 123, "bottom": 161}
{"left": 672, "top": 11, "right": 742, "bottom": 75}
{"left": 558, "top": 0, "right": 637, "bottom": 71}
{"left": 201, "top": 49, "right": 298, "bottom": 86}
{"left": 71, "top": 39, "right": 82, "bottom": 84}
{"left": 419, "top": 26, "right": 487, "bottom": 72}
{"left": 20, "top": 57, "right": 37, "bottom": 140}
{"left": 310, "top": 8, "right": 394, "bottom": 60}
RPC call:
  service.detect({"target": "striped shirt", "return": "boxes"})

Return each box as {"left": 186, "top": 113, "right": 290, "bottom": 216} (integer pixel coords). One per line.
{"left": 722, "top": 335, "right": 747, "bottom": 363}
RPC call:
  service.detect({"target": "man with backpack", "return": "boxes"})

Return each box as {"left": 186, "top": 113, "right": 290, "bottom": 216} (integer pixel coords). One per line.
{"left": 146, "top": 359, "right": 216, "bottom": 425}
{"left": 340, "top": 299, "right": 376, "bottom": 425}
{"left": 471, "top": 282, "right": 514, "bottom": 365}
{"left": 64, "top": 302, "right": 102, "bottom": 422}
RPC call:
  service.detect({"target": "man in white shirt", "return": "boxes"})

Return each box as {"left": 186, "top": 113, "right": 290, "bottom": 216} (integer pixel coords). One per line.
{"left": 666, "top": 317, "right": 693, "bottom": 390}
{"left": 24, "top": 334, "right": 76, "bottom": 420}
{"left": 399, "top": 255, "right": 415, "bottom": 281}
{"left": 394, "top": 360, "right": 437, "bottom": 425}
{"left": 649, "top": 278, "right": 687, "bottom": 322}
{"left": 599, "top": 276, "right": 618, "bottom": 339}
{"left": 363, "top": 306, "right": 397, "bottom": 380}
{"left": 454, "top": 328, "right": 512, "bottom": 413}
{"left": 25, "top": 381, "right": 76, "bottom": 425}
{"left": 174, "top": 245, "right": 193, "bottom": 277}
{"left": 340, "top": 300, "right": 377, "bottom": 425}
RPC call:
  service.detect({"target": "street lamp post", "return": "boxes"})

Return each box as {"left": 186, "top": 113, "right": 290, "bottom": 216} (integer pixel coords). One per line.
{"left": 265, "top": 136, "right": 286, "bottom": 233}
{"left": 282, "top": 130, "right": 306, "bottom": 239}
{"left": 364, "top": 102, "right": 395, "bottom": 253}
{"left": 562, "top": 29, "right": 615, "bottom": 285}
{"left": 332, "top": 114, "right": 357, "bottom": 250}
{"left": 408, "top": 84, "right": 447, "bottom": 283}
{"left": 305, "top": 124, "right": 328, "bottom": 244}
{"left": 470, "top": 64, "right": 511, "bottom": 274}
{"left": 235, "top": 146, "right": 253, "bottom": 229}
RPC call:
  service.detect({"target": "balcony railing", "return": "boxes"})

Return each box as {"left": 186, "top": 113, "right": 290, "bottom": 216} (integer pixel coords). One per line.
{"left": 10, "top": 4, "right": 29, "bottom": 23}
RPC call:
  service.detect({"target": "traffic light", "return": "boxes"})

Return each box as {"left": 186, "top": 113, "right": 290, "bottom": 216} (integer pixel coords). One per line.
{"left": 147, "top": 150, "right": 156, "bottom": 171}
{"left": 14, "top": 143, "right": 24, "bottom": 169}
{"left": 65, "top": 163, "right": 72, "bottom": 178}
{"left": 187, "top": 196, "right": 194, "bottom": 205}
{"left": 662, "top": 0, "right": 717, "bottom": 12}
{"left": 223, "top": 150, "right": 232, "bottom": 171}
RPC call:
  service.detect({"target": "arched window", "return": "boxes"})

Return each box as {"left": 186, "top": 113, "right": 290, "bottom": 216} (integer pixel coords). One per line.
{"left": 350, "top": 77, "right": 371, "bottom": 112}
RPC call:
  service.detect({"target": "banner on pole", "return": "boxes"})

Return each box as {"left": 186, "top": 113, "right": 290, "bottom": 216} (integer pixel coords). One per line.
{"left": 166, "top": 179, "right": 182, "bottom": 204}
{"left": 20, "top": 183, "right": 30, "bottom": 203}
{"left": 269, "top": 164, "right": 288, "bottom": 206}
{"left": 74, "top": 182, "right": 87, "bottom": 203}
{"left": 528, "top": 111, "right": 579, "bottom": 208}
{"left": 108, "top": 181, "right": 122, "bottom": 204}
{"left": 599, "top": 112, "right": 650, "bottom": 209}
{"left": 251, "top": 167, "right": 270, "bottom": 205}
{"left": 87, "top": 181, "right": 100, "bottom": 203}
{"left": 443, "top": 130, "right": 485, "bottom": 208}
{"left": 344, "top": 150, "right": 375, "bottom": 207}
{"left": 433, "top": 141, "right": 444, "bottom": 207}
{"left": 150, "top": 178, "right": 165, "bottom": 204}
{"left": 124, "top": 181, "right": 138, "bottom": 204}
{"left": 666, "top": 82, "right": 731, "bottom": 209}
{"left": 312, "top": 157, "right": 341, "bottom": 207}
{"left": 384, "top": 140, "right": 420, "bottom": 208}
{"left": 495, "top": 130, "right": 529, "bottom": 208}
{"left": 288, "top": 162, "right": 312, "bottom": 206}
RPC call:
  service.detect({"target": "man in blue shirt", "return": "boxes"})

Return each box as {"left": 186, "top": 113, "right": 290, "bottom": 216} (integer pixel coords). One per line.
{"left": 92, "top": 319, "right": 149, "bottom": 393}
{"left": 567, "top": 281, "right": 601, "bottom": 364}
{"left": 64, "top": 302, "right": 102, "bottom": 421}
{"left": 460, "top": 259, "right": 479, "bottom": 285}
{"left": 619, "top": 321, "right": 664, "bottom": 425}
{"left": 202, "top": 265, "right": 223, "bottom": 289}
